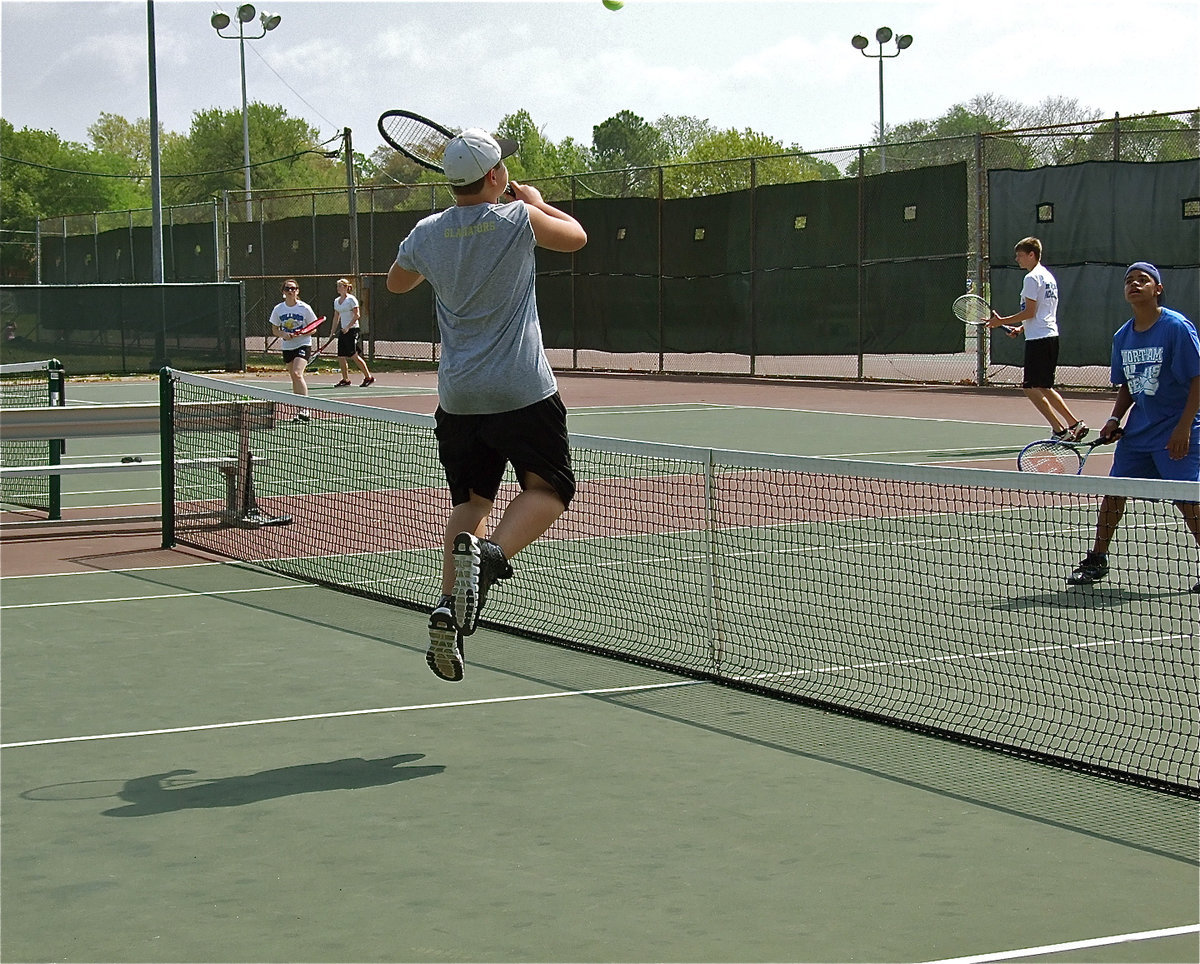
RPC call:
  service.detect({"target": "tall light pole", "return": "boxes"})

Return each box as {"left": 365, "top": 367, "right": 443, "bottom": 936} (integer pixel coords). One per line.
{"left": 851, "top": 27, "right": 912, "bottom": 173}
{"left": 211, "top": 5, "right": 282, "bottom": 220}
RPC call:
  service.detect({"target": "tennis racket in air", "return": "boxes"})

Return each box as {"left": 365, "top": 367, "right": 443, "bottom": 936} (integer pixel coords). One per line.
{"left": 1017, "top": 429, "right": 1122, "bottom": 474}
{"left": 952, "top": 294, "right": 1017, "bottom": 334}
{"left": 377, "top": 109, "right": 515, "bottom": 196}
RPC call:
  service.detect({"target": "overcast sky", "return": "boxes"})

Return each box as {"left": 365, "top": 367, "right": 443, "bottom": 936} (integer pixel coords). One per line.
{"left": 2, "top": 0, "right": 1197, "bottom": 161}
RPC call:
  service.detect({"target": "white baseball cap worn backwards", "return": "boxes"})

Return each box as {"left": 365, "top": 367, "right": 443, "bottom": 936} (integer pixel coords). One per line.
{"left": 443, "top": 128, "right": 518, "bottom": 186}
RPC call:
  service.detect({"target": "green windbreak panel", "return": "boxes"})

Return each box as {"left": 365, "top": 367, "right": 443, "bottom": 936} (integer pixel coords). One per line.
{"left": 313, "top": 214, "right": 355, "bottom": 276}
{"left": 988, "top": 262, "right": 1198, "bottom": 370}
{"left": 863, "top": 259, "right": 969, "bottom": 354}
{"left": 0, "top": 283, "right": 243, "bottom": 374}
{"left": 662, "top": 193, "right": 752, "bottom": 352}
{"left": 570, "top": 197, "right": 659, "bottom": 352}
{"left": 754, "top": 266, "right": 860, "bottom": 354}
{"left": 60, "top": 235, "right": 97, "bottom": 285}
{"left": 754, "top": 178, "right": 860, "bottom": 269}
{"left": 96, "top": 227, "right": 134, "bottom": 283}
{"left": 988, "top": 160, "right": 1200, "bottom": 368}
{"left": 361, "top": 210, "right": 436, "bottom": 345}
{"left": 261, "top": 218, "right": 317, "bottom": 278}
{"left": 989, "top": 159, "right": 1200, "bottom": 266}
{"left": 169, "top": 223, "right": 220, "bottom": 281}
{"left": 864, "top": 162, "right": 968, "bottom": 261}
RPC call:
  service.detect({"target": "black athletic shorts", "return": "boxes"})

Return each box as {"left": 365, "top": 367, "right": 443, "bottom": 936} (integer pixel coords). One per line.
{"left": 1023, "top": 336, "right": 1059, "bottom": 389}
{"left": 337, "top": 329, "right": 362, "bottom": 358}
{"left": 282, "top": 345, "right": 312, "bottom": 363}
{"left": 435, "top": 393, "right": 576, "bottom": 508}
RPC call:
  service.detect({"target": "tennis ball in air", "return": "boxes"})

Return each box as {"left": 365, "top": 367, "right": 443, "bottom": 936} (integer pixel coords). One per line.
{"left": 602, "top": 0, "right": 624, "bottom": 10}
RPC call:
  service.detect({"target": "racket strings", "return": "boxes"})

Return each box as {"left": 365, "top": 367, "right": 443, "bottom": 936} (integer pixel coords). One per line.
{"left": 952, "top": 294, "right": 992, "bottom": 325}
{"left": 382, "top": 115, "right": 447, "bottom": 168}
{"left": 1019, "top": 442, "right": 1082, "bottom": 474}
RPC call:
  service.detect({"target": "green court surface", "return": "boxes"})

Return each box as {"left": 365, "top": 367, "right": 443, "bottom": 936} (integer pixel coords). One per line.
{"left": 2, "top": 374, "right": 1196, "bottom": 963}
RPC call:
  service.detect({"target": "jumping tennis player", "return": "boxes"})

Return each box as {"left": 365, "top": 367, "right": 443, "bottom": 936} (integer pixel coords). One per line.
{"left": 386, "top": 128, "right": 587, "bottom": 681}
{"left": 1068, "top": 262, "right": 1200, "bottom": 590}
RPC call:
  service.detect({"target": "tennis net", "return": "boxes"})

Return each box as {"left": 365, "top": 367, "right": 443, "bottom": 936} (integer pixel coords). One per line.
{"left": 0, "top": 359, "right": 66, "bottom": 514}
{"left": 161, "top": 369, "right": 1199, "bottom": 798}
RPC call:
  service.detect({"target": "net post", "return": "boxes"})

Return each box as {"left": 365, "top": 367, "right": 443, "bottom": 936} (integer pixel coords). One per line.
{"left": 704, "top": 447, "right": 723, "bottom": 668}
{"left": 159, "top": 367, "right": 176, "bottom": 548}
{"left": 47, "top": 360, "right": 64, "bottom": 520}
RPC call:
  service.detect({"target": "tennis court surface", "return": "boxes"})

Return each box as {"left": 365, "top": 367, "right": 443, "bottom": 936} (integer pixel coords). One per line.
{"left": 2, "top": 367, "right": 1197, "bottom": 963}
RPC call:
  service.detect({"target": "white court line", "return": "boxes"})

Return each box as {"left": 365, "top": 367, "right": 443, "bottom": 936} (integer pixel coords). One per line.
{"left": 1, "top": 560, "right": 226, "bottom": 580}
{"left": 0, "top": 679, "right": 704, "bottom": 749}
{"left": 922, "top": 923, "right": 1200, "bottom": 964}
{"left": 0, "top": 584, "right": 306, "bottom": 610}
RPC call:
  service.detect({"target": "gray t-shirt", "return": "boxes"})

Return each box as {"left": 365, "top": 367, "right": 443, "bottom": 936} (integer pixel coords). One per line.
{"left": 395, "top": 201, "right": 557, "bottom": 414}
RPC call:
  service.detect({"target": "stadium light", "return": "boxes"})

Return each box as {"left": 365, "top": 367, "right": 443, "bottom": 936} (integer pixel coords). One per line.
{"left": 210, "top": 4, "right": 283, "bottom": 220}
{"left": 851, "top": 27, "right": 913, "bottom": 173}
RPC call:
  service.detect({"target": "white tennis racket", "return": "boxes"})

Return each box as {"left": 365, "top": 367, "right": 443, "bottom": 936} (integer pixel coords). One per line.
{"left": 1017, "top": 431, "right": 1122, "bottom": 474}
{"left": 952, "top": 294, "right": 1017, "bottom": 333}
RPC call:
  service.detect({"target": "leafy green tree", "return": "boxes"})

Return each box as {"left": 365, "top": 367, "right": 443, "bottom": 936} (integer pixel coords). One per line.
{"left": 1084, "top": 112, "right": 1197, "bottom": 162}
{"left": 498, "top": 109, "right": 592, "bottom": 180}
{"left": 160, "top": 103, "right": 342, "bottom": 206}
{"left": 1, "top": 119, "right": 148, "bottom": 224}
{"left": 654, "top": 114, "right": 719, "bottom": 162}
{"left": 592, "top": 110, "right": 667, "bottom": 170}
{"left": 664, "top": 128, "right": 830, "bottom": 197}
{"left": 1, "top": 119, "right": 150, "bottom": 279}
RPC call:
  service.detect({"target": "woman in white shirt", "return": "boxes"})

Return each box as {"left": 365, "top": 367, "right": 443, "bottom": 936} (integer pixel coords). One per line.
{"left": 331, "top": 278, "right": 374, "bottom": 387}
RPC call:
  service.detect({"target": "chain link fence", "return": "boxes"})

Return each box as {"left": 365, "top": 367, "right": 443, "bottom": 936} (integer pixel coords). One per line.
{"left": 31, "top": 110, "right": 1199, "bottom": 385}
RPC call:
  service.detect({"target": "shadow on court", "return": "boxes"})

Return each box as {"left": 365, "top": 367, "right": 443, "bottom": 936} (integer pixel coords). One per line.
{"left": 97, "top": 755, "right": 445, "bottom": 817}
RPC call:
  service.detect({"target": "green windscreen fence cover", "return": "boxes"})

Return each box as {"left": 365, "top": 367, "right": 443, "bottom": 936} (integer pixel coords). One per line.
{"left": 989, "top": 159, "right": 1200, "bottom": 368}
{"left": 0, "top": 283, "right": 244, "bottom": 374}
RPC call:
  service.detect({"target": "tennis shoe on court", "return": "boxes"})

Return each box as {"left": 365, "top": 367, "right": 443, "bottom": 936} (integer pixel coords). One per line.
{"left": 333, "top": 379, "right": 351, "bottom": 387}
{"left": 361, "top": 376, "right": 376, "bottom": 387}
{"left": 426, "top": 594, "right": 464, "bottom": 682}
{"left": 1066, "top": 421, "right": 1088, "bottom": 442}
{"left": 1067, "top": 551, "right": 1109, "bottom": 586}
{"left": 452, "top": 533, "right": 512, "bottom": 636}
{"left": 294, "top": 411, "right": 311, "bottom": 423}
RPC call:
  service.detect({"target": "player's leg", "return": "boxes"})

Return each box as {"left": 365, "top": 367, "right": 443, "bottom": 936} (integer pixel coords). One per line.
{"left": 1041, "top": 388, "right": 1086, "bottom": 440}
{"left": 1023, "top": 339, "right": 1068, "bottom": 434}
{"left": 452, "top": 395, "right": 575, "bottom": 635}
{"left": 288, "top": 353, "right": 309, "bottom": 396}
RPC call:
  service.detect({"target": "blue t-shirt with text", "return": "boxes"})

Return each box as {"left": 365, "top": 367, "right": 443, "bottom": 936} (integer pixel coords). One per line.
{"left": 1110, "top": 307, "right": 1200, "bottom": 450}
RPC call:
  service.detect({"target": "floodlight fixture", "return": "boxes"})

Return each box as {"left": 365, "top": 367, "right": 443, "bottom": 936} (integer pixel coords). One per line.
{"left": 850, "top": 26, "right": 913, "bottom": 173}
{"left": 210, "top": 11, "right": 231, "bottom": 29}
{"left": 260, "top": 11, "right": 281, "bottom": 30}
{"left": 237, "top": 4, "right": 256, "bottom": 23}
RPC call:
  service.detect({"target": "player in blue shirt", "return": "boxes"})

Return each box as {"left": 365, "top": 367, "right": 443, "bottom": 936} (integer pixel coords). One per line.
{"left": 1068, "top": 262, "right": 1200, "bottom": 590}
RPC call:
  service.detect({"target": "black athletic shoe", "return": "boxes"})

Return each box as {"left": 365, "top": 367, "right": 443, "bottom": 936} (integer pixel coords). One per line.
{"left": 1067, "top": 551, "right": 1109, "bottom": 586}
{"left": 452, "top": 533, "right": 512, "bottom": 636}
{"left": 426, "top": 594, "right": 463, "bottom": 682}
